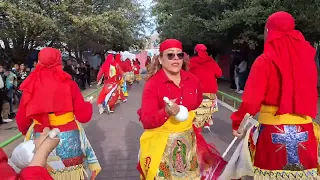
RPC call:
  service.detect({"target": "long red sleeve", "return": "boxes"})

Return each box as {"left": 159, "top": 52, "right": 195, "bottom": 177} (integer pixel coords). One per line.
{"left": 16, "top": 96, "right": 33, "bottom": 135}
{"left": 71, "top": 81, "right": 93, "bottom": 123}
{"left": 231, "top": 56, "right": 268, "bottom": 130}
{"left": 96, "top": 68, "right": 104, "bottom": 82}
{"left": 196, "top": 80, "right": 203, "bottom": 108}
{"left": 0, "top": 148, "right": 52, "bottom": 180}
{"left": 19, "top": 166, "right": 53, "bottom": 180}
{"left": 212, "top": 59, "right": 222, "bottom": 78}
{"left": 139, "top": 81, "right": 170, "bottom": 129}
{"left": 1, "top": 148, "right": 18, "bottom": 180}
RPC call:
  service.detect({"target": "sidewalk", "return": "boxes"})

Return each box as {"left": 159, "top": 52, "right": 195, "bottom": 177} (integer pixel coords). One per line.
{"left": 217, "top": 79, "right": 320, "bottom": 124}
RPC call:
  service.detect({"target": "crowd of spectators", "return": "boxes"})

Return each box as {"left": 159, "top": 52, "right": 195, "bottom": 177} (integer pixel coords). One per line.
{"left": 0, "top": 59, "right": 96, "bottom": 125}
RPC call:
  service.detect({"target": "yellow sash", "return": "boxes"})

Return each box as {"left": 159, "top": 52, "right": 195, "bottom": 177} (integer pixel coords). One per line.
{"left": 139, "top": 111, "right": 196, "bottom": 180}
{"left": 34, "top": 112, "right": 75, "bottom": 126}
{"left": 258, "top": 105, "right": 312, "bottom": 125}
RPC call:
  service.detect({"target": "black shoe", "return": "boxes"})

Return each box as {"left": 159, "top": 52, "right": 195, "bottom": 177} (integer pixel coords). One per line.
{"left": 9, "top": 113, "right": 16, "bottom": 119}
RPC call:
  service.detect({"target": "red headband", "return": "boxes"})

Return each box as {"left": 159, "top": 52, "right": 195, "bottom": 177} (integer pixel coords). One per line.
{"left": 159, "top": 39, "right": 183, "bottom": 53}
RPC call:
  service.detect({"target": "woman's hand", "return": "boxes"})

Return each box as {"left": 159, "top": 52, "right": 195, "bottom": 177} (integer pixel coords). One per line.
{"left": 232, "top": 129, "right": 243, "bottom": 138}
{"left": 29, "top": 128, "right": 60, "bottom": 167}
{"left": 165, "top": 99, "right": 180, "bottom": 116}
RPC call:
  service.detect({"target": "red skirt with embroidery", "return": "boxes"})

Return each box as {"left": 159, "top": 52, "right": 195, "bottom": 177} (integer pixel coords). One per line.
{"left": 250, "top": 123, "right": 318, "bottom": 178}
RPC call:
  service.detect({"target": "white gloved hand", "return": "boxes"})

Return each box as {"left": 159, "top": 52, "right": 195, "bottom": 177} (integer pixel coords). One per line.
{"left": 85, "top": 96, "right": 94, "bottom": 103}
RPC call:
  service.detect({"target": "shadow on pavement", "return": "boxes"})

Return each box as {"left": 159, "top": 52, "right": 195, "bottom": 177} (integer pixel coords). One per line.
{"left": 124, "top": 121, "right": 143, "bottom": 178}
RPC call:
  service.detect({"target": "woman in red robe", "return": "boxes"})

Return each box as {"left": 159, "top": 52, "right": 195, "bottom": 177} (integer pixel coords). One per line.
{"left": 97, "top": 54, "right": 122, "bottom": 114}
{"left": 16, "top": 47, "right": 101, "bottom": 179}
{"left": 145, "top": 56, "right": 151, "bottom": 72}
{"left": 133, "top": 58, "right": 141, "bottom": 82}
{"left": 1, "top": 128, "right": 59, "bottom": 180}
{"left": 231, "top": 11, "right": 319, "bottom": 179}
{"left": 123, "top": 58, "right": 134, "bottom": 89}
{"left": 137, "top": 39, "right": 226, "bottom": 179}
{"left": 189, "top": 44, "right": 222, "bottom": 131}
{"left": 113, "top": 54, "right": 127, "bottom": 102}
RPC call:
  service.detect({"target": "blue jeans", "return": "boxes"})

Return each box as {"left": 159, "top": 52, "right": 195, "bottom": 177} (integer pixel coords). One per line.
{"left": 7, "top": 88, "right": 14, "bottom": 113}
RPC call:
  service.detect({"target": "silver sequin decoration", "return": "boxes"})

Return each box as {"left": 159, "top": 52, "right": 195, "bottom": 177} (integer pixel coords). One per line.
{"left": 271, "top": 125, "right": 308, "bottom": 165}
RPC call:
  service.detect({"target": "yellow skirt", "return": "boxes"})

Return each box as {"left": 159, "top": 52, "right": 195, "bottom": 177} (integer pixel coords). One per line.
{"left": 155, "top": 129, "right": 200, "bottom": 180}
{"left": 124, "top": 72, "right": 135, "bottom": 83}
{"left": 194, "top": 93, "right": 218, "bottom": 128}
{"left": 135, "top": 74, "right": 142, "bottom": 81}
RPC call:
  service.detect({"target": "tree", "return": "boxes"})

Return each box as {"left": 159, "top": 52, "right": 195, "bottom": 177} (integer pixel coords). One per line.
{"left": 0, "top": 0, "right": 147, "bottom": 64}
{"left": 152, "top": 0, "right": 320, "bottom": 54}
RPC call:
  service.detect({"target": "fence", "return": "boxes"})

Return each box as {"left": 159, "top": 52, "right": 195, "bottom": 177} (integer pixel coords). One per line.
{"left": 217, "top": 91, "right": 242, "bottom": 109}
{"left": 0, "top": 87, "right": 103, "bottom": 148}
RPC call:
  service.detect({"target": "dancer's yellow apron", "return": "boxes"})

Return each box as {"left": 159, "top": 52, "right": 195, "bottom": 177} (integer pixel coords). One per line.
{"left": 139, "top": 111, "right": 196, "bottom": 180}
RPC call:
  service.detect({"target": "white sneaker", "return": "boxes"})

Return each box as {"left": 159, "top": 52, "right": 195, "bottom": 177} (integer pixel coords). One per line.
{"left": 235, "top": 89, "right": 239, "bottom": 93}
{"left": 203, "top": 126, "right": 211, "bottom": 133}
{"left": 123, "top": 99, "right": 127, "bottom": 103}
{"left": 238, "top": 90, "right": 244, "bottom": 94}
{"left": 3, "top": 119, "right": 13, "bottom": 123}
{"left": 98, "top": 104, "right": 104, "bottom": 114}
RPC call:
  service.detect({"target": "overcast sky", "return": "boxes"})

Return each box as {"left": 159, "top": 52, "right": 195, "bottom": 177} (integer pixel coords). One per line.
{"left": 142, "top": 0, "right": 157, "bottom": 36}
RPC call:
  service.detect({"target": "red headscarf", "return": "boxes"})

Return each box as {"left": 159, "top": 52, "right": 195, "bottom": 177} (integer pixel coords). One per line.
{"left": 159, "top": 39, "right": 183, "bottom": 52}
{"left": 145, "top": 56, "right": 151, "bottom": 66}
{"left": 263, "top": 11, "right": 317, "bottom": 117}
{"left": 101, "top": 54, "right": 114, "bottom": 75}
{"left": 113, "top": 53, "right": 124, "bottom": 76}
{"left": 125, "top": 58, "right": 132, "bottom": 72}
{"left": 19, "top": 48, "right": 73, "bottom": 128}
{"left": 194, "top": 44, "right": 208, "bottom": 58}
{"left": 114, "top": 54, "right": 121, "bottom": 65}
{"left": 191, "top": 44, "right": 215, "bottom": 65}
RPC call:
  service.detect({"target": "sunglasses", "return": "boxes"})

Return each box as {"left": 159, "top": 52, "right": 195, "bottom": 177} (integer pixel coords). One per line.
{"left": 166, "top": 52, "right": 184, "bottom": 60}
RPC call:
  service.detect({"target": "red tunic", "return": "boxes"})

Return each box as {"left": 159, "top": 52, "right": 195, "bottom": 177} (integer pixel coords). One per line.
{"left": 188, "top": 56, "right": 222, "bottom": 93}
{"left": 16, "top": 81, "right": 92, "bottom": 135}
{"left": 133, "top": 62, "right": 140, "bottom": 75}
{"left": 122, "top": 59, "right": 132, "bottom": 72}
{"left": 137, "top": 69, "right": 203, "bottom": 129}
{"left": 231, "top": 54, "right": 318, "bottom": 130}
{"left": 0, "top": 148, "right": 53, "bottom": 180}
{"left": 145, "top": 59, "right": 151, "bottom": 67}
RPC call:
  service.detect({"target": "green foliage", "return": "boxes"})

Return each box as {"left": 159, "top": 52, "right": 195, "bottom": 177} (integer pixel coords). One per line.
{"left": 152, "top": 0, "right": 320, "bottom": 53}
{"left": 0, "top": 0, "right": 147, "bottom": 63}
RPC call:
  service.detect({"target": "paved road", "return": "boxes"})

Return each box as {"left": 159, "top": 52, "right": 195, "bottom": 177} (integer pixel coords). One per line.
{"left": 84, "top": 81, "right": 241, "bottom": 180}
{"left": 1, "top": 81, "right": 245, "bottom": 179}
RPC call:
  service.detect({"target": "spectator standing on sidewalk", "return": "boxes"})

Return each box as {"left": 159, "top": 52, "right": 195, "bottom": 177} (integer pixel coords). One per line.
{"left": 31, "top": 61, "right": 37, "bottom": 72}
{"left": 0, "top": 65, "right": 12, "bottom": 123}
{"left": 6, "top": 68, "right": 17, "bottom": 117}
{"left": 63, "top": 59, "right": 75, "bottom": 80}
{"left": 79, "top": 62, "right": 87, "bottom": 90}
{"left": 85, "top": 61, "right": 91, "bottom": 87}
{"left": 16, "top": 63, "right": 29, "bottom": 102}
{"left": 237, "top": 59, "right": 248, "bottom": 94}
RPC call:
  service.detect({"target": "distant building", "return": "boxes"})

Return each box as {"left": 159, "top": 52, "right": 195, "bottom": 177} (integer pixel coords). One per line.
{"left": 145, "top": 33, "right": 160, "bottom": 50}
